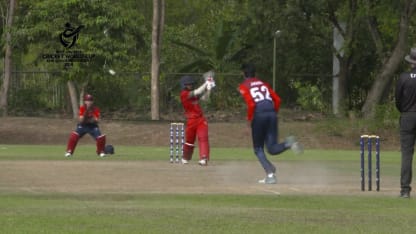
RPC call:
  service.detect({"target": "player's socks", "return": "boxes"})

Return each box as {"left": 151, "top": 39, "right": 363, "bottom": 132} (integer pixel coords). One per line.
{"left": 96, "top": 135, "right": 106, "bottom": 154}
{"left": 66, "top": 132, "right": 79, "bottom": 154}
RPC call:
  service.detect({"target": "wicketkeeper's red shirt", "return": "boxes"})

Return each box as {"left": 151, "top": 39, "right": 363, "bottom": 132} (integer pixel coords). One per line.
{"left": 79, "top": 105, "right": 100, "bottom": 121}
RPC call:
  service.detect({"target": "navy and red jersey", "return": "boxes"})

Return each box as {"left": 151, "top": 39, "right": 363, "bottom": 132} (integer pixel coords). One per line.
{"left": 79, "top": 105, "right": 100, "bottom": 124}
{"left": 180, "top": 90, "right": 204, "bottom": 119}
{"left": 395, "top": 67, "right": 416, "bottom": 112}
{"left": 238, "top": 77, "right": 281, "bottom": 121}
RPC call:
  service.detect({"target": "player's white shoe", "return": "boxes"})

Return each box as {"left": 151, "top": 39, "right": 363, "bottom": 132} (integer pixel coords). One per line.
{"left": 291, "top": 142, "right": 304, "bottom": 155}
{"left": 198, "top": 159, "right": 207, "bottom": 166}
{"left": 65, "top": 152, "right": 72, "bottom": 157}
{"left": 181, "top": 158, "right": 189, "bottom": 164}
{"left": 258, "top": 174, "right": 277, "bottom": 184}
{"left": 99, "top": 153, "right": 106, "bottom": 158}
{"left": 285, "top": 136, "right": 304, "bottom": 155}
{"left": 285, "top": 136, "right": 296, "bottom": 146}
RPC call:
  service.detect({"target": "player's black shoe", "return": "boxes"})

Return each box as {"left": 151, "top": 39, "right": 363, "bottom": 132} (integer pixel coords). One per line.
{"left": 399, "top": 191, "right": 410, "bottom": 198}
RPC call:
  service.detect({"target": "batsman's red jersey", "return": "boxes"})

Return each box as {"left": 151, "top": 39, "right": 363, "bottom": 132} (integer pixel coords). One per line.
{"left": 180, "top": 90, "right": 204, "bottom": 119}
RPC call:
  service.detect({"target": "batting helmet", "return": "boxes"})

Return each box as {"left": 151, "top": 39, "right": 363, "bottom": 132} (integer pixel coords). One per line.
{"left": 180, "top": 76, "right": 195, "bottom": 89}
{"left": 84, "top": 94, "right": 93, "bottom": 101}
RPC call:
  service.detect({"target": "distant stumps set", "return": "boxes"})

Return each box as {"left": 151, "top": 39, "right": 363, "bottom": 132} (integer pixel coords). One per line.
{"left": 360, "top": 135, "right": 380, "bottom": 191}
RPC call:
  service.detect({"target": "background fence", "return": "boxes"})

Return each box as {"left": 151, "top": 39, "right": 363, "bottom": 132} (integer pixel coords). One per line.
{"left": 5, "top": 69, "right": 394, "bottom": 121}
{"left": 4, "top": 71, "right": 245, "bottom": 120}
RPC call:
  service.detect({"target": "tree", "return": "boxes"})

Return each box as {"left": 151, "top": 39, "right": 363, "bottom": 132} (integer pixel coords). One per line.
{"left": 16, "top": 0, "right": 148, "bottom": 118}
{"left": 361, "top": 0, "right": 416, "bottom": 118}
{"left": 171, "top": 20, "right": 244, "bottom": 73}
{"left": 239, "top": 0, "right": 334, "bottom": 106}
{"left": 327, "top": 0, "right": 358, "bottom": 116}
{"left": 0, "top": 0, "right": 16, "bottom": 116}
{"left": 151, "top": 0, "right": 165, "bottom": 120}
{"left": 276, "top": 0, "right": 416, "bottom": 117}
{"left": 170, "top": 19, "right": 248, "bottom": 109}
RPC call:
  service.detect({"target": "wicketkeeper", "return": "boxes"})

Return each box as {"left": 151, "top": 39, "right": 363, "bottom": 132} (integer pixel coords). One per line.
{"left": 180, "top": 72, "right": 215, "bottom": 166}
{"left": 65, "top": 94, "right": 107, "bottom": 157}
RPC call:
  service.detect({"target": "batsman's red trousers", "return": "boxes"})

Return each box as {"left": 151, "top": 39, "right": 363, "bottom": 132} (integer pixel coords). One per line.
{"left": 183, "top": 117, "right": 210, "bottom": 161}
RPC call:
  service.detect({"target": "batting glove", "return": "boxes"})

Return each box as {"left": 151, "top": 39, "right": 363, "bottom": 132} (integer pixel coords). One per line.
{"left": 207, "top": 81, "right": 216, "bottom": 90}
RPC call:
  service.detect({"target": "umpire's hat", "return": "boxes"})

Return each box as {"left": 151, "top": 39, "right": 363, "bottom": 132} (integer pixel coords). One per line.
{"left": 405, "top": 48, "right": 416, "bottom": 64}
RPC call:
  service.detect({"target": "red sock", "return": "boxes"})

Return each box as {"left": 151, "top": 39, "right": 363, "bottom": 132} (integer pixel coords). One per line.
{"left": 96, "top": 135, "right": 106, "bottom": 154}
{"left": 66, "top": 132, "right": 79, "bottom": 154}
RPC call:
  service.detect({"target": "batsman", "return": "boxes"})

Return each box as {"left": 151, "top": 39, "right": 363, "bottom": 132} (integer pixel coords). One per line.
{"left": 65, "top": 94, "right": 107, "bottom": 157}
{"left": 179, "top": 72, "right": 215, "bottom": 166}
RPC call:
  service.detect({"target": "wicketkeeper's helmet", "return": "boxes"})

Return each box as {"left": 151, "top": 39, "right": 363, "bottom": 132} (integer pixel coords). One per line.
{"left": 84, "top": 94, "right": 93, "bottom": 101}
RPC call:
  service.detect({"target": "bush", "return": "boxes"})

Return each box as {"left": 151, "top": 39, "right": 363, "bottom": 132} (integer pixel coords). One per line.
{"left": 291, "top": 81, "right": 327, "bottom": 112}
{"left": 374, "top": 102, "right": 400, "bottom": 128}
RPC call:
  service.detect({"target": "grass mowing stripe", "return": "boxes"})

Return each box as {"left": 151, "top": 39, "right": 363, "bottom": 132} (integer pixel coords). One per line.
{"left": 0, "top": 145, "right": 409, "bottom": 233}
{"left": 0, "top": 194, "right": 415, "bottom": 234}
{"left": 0, "top": 145, "right": 401, "bottom": 162}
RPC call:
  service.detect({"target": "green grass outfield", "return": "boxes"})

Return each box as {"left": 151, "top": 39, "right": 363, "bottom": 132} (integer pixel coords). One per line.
{"left": 0, "top": 145, "right": 415, "bottom": 234}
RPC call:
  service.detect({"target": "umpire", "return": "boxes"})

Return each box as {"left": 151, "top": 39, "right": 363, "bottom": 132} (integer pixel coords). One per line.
{"left": 395, "top": 48, "right": 416, "bottom": 198}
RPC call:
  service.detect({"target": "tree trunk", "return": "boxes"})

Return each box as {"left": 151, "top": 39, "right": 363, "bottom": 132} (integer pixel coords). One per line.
{"left": 150, "top": 0, "right": 165, "bottom": 120}
{"left": 333, "top": 23, "right": 350, "bottom": 117}
{"left": 338, "top": 58, "right": 350, "bottom": 111}
{"left": 67, "top": 80, "right": 79, "bottom": 119}
{"left": 328, "top": 1, "right": 356, "bottom": 117}
{"left": 0, "top": 0, "right": 16, "bottom": 116}
{"left": 361, "top": 48, "right": 407, "bottom": 118}
{"left": 361, "top": 0, "right": 416, "bottom": 118}
{"left": 78, "top": 81, "right": 88, "bottom": 106}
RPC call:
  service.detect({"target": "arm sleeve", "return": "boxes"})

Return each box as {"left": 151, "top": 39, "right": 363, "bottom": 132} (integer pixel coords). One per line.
{"left": 190, "top": 82, "right": 208, "bottom": 97}
{"left": 395, "top": 75, "right": 404, "bottom": 112}
{"left": 239, "top": 84, "right": 256, "bottom": 121}
{"left": 93, "top": 107, "right": 100, "bottom": 120}
{"left": 79, "top": 105, "right": 85, "bottom": 117}
{"left": 200, "top": 89, "right": 211, "bottom": 101}
{"left": 78, "top": 105, "right": 86, "bottom": 122}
